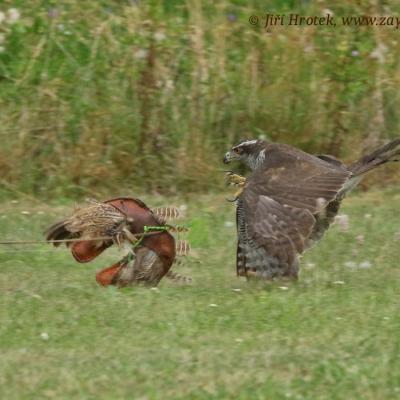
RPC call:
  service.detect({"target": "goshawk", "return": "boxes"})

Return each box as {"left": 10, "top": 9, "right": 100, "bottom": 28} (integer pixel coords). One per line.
{"left": 224, "top": 138, "right": 400, "bottom": 280}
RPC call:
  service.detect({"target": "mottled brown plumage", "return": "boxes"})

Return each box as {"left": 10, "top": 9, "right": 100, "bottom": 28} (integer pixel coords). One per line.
{"left": 224, "top": 138, "right": 400, "bottom": 280}
{"left": 46, "top": 197, "right": 190, "bottom": 287}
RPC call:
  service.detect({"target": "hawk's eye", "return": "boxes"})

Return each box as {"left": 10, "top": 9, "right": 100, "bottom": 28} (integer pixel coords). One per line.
{"left": 233, "top": 147, "right": 243, "bottom": 155}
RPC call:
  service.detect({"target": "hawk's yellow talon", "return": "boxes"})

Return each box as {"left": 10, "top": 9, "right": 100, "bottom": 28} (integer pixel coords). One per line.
{"left": 226, "top": 187, "right": 245, "bottom": 202}
{"left": 225, "top": 172, "right": 246, "bottom": 201}
{"left": 225, "top": 172, "right": 246, "bottom": 187}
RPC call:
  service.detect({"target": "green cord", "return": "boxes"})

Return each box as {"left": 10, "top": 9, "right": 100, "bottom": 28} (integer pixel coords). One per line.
{"left": 128, "top": 225, "right": 169, "bottom": 251}
{"left": 143, "top": 226, "right": 169, "bottom": 232}
{"left": 127, "top": 225, "right": 187, "bottom": 255}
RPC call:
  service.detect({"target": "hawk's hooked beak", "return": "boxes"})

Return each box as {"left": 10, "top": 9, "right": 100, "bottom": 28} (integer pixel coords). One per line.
{"left": 223, "top": 151, "right": 235, "bottom": 164}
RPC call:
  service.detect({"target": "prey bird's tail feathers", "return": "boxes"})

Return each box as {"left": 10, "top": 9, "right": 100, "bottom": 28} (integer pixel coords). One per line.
{"left": 175, "top": 240, "right": 191, "bottom": 256}
{"left": 349, "top": 138, "right": 400, "bottom": 176}
{"left": 165, "top": 270, "right": 192, "bottom": 284}
{"left": 45, "top": 220, "right": 73, "bottom": 246}
{"left": 151, "top": 207, "right": 180, "bottom": 222}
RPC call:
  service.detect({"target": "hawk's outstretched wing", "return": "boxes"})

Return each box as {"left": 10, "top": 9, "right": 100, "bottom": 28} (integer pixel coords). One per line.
{"left": 237, "top": 144, "right": 351, "bottom": 279}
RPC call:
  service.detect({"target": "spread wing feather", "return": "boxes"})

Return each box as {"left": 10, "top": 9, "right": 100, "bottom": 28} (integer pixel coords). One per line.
{"left": 238, "top": 144, "right": 351, "bottom": 278}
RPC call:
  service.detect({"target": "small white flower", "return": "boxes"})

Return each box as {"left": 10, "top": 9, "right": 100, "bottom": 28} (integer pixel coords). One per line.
{"left": 133, "top": 48, "right": 148, "bottom": 60}
{"left": 334, "top": 214, "right": 349, "bottom": 231}
{"left": 383, "top": 317, "right": 390, "bottom": 320}
{"left": 165, "top": 79, "right": 174, "bottom": 90}
{"left": 333, "top": 281, "right": 345, "bottom": 285}
{"left": 306, "top": 262, "right": 315, "bottom": 268}
{"left": 21, "top": 211, "right": 30, "bottom": 215}
{"left": 364, "top": 213, "right": 372, "bottom": 219}
{"left": 235, "top": 338, "right": 243, "bottom": 343}
{"left": 232, "top": 288, "right": 241, "bottom": 292}
{"left": 209, "top": 303, "right": 218, "bottom": 307}
{"left": 279, "top": 286, "right": 288, "bottom": 290}
{"left": 323, "top": 8, "right": 334, "bottom": 16}
{"left": 359, "top": 261, "right": 372, "bottom": 269}
{"left": 150, "top": 287, "right": 160, "bottom": 292}
{"left": 224, "top": 221, "right": 234, "bottom": 228}
{"left": 335, "top": 317, "right": 343, "bottom": 320}
{"left": 370, "top": 44, "right": 388, "bottom": 64}
{"left": 344, "top": 261, "right": 357, "bottom": 269}
{"left": 40, "top": 332, "right": 49, "bottom": 340}
{"left": 154, "top": 31, "right": 166, "bottom": 42}
{"left": 7, "top": 8, "right": 21, "bottom": 24}
{"left": 11, "top": 200, "right": 19, "bottom": 204}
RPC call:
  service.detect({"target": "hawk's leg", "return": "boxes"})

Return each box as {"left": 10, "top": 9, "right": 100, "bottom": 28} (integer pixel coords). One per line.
{"left": 225, "top": 172, "right": 246, "bottom": 202}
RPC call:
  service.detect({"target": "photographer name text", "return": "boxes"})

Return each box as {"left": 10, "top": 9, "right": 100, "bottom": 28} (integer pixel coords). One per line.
{"left": 248, "top": 14, "right": 400, "bottom": 29}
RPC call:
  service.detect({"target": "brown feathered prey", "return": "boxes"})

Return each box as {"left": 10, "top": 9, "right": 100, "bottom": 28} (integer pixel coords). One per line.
{"left": 223, "top": 138, "right": 400, "bottom": 280}
{"left": 45, "top": 197, "right": 191, "bottom": 287}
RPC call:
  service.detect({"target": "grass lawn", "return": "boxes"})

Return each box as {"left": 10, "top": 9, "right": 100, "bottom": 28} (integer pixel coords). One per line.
{"left": 0, "top": 189, "right": 400, "bottom": 399}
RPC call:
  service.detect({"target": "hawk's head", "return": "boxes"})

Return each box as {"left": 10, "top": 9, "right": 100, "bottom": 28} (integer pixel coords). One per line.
{"left": 223, "top": 139, "right": 268, "bottom": 170}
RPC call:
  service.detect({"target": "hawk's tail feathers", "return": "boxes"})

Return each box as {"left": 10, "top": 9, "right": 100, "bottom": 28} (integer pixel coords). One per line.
{"left": 349, "top": 138, "right": 400, "bottom": 176}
